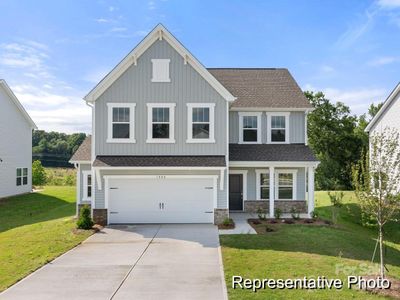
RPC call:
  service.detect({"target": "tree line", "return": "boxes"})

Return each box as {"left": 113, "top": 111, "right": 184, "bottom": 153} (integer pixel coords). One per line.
{"left": 32, "top": 131, "right": 87, "bottom": 167}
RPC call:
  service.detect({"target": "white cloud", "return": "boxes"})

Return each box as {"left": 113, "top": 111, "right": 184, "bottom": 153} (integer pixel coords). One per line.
{"left": 377, "top": 0, "right": 400, "bottom": 9}
{"left": 110, "top": 27, "right": 127, "bottom": 32}
{"left": 303, "top": 84, "right": 387, "bottom": 115}
{"left": 95, "top": 18, "right": 112, "bottom": 23}
{"left": 320, "top": 65, "right": 335, "bottom": 73}
{"left": 367, "top": 56, "right": 399, "bottom": 66}
{"left": 83, "top": 67, "right": 110, "bottom": 83}
{"left": 109, "top": 6, "right": 117, "bottom": 12}
{"left": 148, "top": 1, "right": 156, "bottom": 10}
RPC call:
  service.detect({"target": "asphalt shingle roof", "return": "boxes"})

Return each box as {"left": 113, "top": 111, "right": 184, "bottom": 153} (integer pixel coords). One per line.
{"left": 93, "top": 155, "right": 226, "bottom": 167}
{"left": 229, "top": 144, "right": 318, "bottom": 162}
{"left": 70, "top": 135, "right": 91, "bottom": 162}
{"left": 208, "top": 68, "right": 312, "bottom": 108}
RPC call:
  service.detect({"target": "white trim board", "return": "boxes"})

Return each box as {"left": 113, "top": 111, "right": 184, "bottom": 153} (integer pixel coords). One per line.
{"left": 229, "top": 161, "right": 320, "bottom": 168}
{"left": 146, "top": 103, "right": 176, "bottom": 143}
{"left": 84, "top": 24, "right": 236, "bottom": 102}
{"left": 238, "top": 112, "right": 262, "bottom": 144}
{"left": 106, "top": 103, "right": 136, "bottom": 143}
{"left": 275, "top": 169, "right": 298, "bottom": 200}
{"left": 229, "top": 170, "right": 248, "bottom": 202}
{"left": 186, "top": 103, "right": 216, "bottom": 143}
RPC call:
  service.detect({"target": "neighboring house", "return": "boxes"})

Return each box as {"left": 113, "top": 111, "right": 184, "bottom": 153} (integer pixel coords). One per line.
{"left": 365, "top": 83, "right": 400, "bottom": 135}
{"left": 70, "top": 24, "right": 319, "bottom": 225}
{"left": 0, "top": 80, "right": 37, "bottom": 198}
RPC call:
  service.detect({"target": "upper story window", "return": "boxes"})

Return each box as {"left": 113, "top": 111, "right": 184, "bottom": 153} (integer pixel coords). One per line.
{"left": 151, "top": 59, "right": 170, "bottom": 82}
{"left": 187, "top": 103, "right": 215, "bottom": 143}
{"left": 267, "top": 112, "right": 290, "bottom": 144}
{"left": 275, "top": 170, "right": 297, "bottom": 200}
{"left": 16, "top": 168, "right": 28, "bottom": 186}
{"left": 239, "top": 112, "right": 261, "bottom": 144}
{"left": 256, "top": 169, "right": 270, "bottom": 200}
{"left": 147, "top": 103, "right": 176, "bottom": 143}
{"left": 107, "top": 103, "right": 136, "bottom": 143}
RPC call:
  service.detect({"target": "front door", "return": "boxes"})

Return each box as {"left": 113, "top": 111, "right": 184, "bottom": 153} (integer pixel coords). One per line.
{"left": 229, "top": 174, "right": 243, "bottom": 211}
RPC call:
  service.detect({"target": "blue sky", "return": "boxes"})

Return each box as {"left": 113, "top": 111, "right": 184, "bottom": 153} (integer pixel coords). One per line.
{"left": 1, "top": 0, "right": 399, "bottom": 133}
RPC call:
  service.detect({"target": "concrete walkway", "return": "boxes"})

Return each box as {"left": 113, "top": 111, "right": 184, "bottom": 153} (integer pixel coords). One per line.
{"left": 218, "top": 212, "right": 257, "bottom": 234}
{"left": 0, "top": 224, "right": 227, "bottom": 300}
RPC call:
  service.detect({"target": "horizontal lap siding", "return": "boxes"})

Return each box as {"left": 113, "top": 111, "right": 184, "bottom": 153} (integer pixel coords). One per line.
{"left": 95, "top": 39, "right": 227, "bottom": 156}
{"left": 94, "top": 169, "right": 227, "bottom": 209}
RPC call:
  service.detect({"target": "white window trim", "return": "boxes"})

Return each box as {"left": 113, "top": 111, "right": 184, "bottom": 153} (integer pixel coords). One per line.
{"left": 186, "top": 103, "right": 215, "bottom": 143}
{"left": 151, "top": 59, "right": 171, "bottom": 82}
{"left": 146, "top": 103, "right": 176, "bottom": 143}
{"left": 266, "top": 112, "right": 290, "bottom": 144}
{"left": 238, "top": 112, "right": 262, "bottom": 144}
{"left": 16, "top": 167, "right": 28, "bottom": 186}
{"left": 82, "top": 170, "right": 92, "bottom": 202}
{"left": 256, "top": 169, "right": 270, "bottom": 200}
{"left": 107, "top": 103, "right": 136, "bottom": 143}
{"left": 275, "top": 169, "right": 297, "bottom": 200}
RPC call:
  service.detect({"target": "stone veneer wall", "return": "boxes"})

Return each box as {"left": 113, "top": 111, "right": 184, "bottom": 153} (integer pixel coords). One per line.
{"left": 214, "top": 208, "right": 229, "bottom": 224}
{"left": 244, "top": 200, "right": 307, "bottom": 214}
{"left": 93, "top": 209, "right": 108, "bottom": 226}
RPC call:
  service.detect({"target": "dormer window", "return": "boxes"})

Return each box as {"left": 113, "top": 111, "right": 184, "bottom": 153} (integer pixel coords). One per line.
{"left": 151, "top": 59, "right": 170, "bottom": 82}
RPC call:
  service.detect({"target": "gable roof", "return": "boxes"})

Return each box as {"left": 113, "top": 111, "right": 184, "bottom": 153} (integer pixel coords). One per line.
{"left": 69, "top": 135, "right": 91, "bottom": 162}
{"left": 84, "top": 24, "right": 236, "bottom": 103}
{"left": 0, "top": 80, "right": 37, "bottom": 129}
{"left": 365, "top": 82, "right": 400, "bottom": 132}
{"left": 208, "top": 68, "right": 312, "bottom": 109}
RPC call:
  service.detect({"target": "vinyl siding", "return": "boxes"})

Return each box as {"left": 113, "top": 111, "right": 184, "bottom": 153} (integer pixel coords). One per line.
{"left": 0, "top": 87, "right": 32, "bottom": 198}
{"left": 94, "top": 169, "right": 227, "bottom": 209}
{"left": 230, "top": 167, "right": 306, "bottom": 201}
{"left": 94, "top": 39, "right": 227, "bottom": 156}
{"left": 369, "top": 92, "right": 400, "bottom": 135}
{"left": 228, "top": 111, "right": 306, "bottom": 144}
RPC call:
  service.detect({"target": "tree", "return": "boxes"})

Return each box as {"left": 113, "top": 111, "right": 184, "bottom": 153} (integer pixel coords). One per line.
{"left": 352, "top": 128, "right": 400, "bottom": 278}
{"left": 77, "top": 205, "right": 94, "bottom": 229}
{"left": 32, "top": 160, "right": 47, "bottom": 186}
{"left": 305, "top": 91, "right": 363, "bottom": 190}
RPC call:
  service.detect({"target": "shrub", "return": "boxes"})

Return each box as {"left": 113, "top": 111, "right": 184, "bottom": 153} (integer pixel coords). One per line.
{"left": 290, "top": 207, "right": 300, "bottom": 220}
{"left": 257, "top": 208, "right": 267, "bottom": 220}
{"left": 77, "top": 205, "right": 94, "bottom": 229}
{"left": 32, "top": 160, "right": 47, "bottom": 186}
{"left": 328, "top": 191, "right": 344, "bottom": 224}
{"left": 310, "top": 210, "right": 318, "bottom": 220}
{"left": 274, "top": 208, "right": 282, "bottom": 219}
{"left": 222, "top": 218, "right": 234, "bottom": 227}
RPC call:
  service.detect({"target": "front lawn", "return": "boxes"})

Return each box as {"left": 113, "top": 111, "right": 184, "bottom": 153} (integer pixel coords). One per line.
{"left": 220, "top": 191, "right": 400, "bottom": 299}
{"left": 0, "top": 186, "right": 92, "bottom": 291}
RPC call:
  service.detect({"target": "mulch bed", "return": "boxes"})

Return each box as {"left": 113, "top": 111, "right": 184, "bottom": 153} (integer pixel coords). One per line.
{"left": 218, "top": 224, "right": 235, "bottom": 230}
{"left": 248, "top": 218, "right": 330, "bottom": 226}
{"left": 360, "top": 275, "right": 400, "bottom": 299}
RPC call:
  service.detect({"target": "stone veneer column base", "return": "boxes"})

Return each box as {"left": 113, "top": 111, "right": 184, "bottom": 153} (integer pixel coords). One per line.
{"left": 214, "top": 209, "right": 229, "bottom": 225}
{"left": 243, "top": 200, "right": 307, "bottom": 214}
{"left": 92, "top": 209, "right": 108, "bottom": 226}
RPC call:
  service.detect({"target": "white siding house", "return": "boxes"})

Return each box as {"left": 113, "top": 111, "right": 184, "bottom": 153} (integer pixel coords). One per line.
{"left": 0, "top": 80, "right": 37, "bottom": 198}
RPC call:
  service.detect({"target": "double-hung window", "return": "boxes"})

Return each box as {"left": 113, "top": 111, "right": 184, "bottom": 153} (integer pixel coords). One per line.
{"left": 276, "top": 170, "right": 297, "bottom": 200}
{"left": 256, "top": 170, "right": 270, "bottom": 200}
{"left": 147, "top": 103, "right": 175, "bottom": 143}
{"left": 239, "top": 112, "right": 261, "bottom": 144}
{"left": 187, "top": 103, "right": 215, "bottom": 143}
{"left": 107, "top": 103, "right": 136, "bottom": 143}
{"left": 267, "top": 112, "right": 290, "bottom": 143}
{"left": 16, "top": 168, "right": 28, "bottom": 186}
{"left": 82, "top": 171, "right": 92, "bottom": 201}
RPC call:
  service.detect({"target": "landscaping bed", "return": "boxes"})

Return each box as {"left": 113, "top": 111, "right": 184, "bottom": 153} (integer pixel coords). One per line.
{"left": 248, "top": 218, "right": 331, "bottom": 233}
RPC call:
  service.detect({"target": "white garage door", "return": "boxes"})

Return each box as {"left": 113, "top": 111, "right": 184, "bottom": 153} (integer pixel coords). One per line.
{"left": 107, "top": 176, "right": 215, "bottom": 224}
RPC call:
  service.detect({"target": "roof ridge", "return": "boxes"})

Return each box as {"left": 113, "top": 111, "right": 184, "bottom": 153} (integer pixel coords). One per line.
{"left": 207, "top": 67, "right": 287, "bottom": 70}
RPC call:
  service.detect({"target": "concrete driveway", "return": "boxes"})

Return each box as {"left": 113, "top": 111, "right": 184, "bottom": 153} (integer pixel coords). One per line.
{"left": 0, "top": 224, "right": 227, "bottom": 300}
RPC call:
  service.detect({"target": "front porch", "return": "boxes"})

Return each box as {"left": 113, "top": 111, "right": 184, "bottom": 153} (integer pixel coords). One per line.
{"left": 229, "top": 163, "right": 317, "bottom": 218}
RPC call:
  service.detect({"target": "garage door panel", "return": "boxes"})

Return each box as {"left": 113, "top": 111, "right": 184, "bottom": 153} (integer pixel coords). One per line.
{"left": 108, "top": 177, "right": 214, "bottom": 224}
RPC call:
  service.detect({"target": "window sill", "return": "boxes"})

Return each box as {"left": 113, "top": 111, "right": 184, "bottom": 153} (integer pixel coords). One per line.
{"left": 186, "top": 139, "right": 216, "bottom": 144}
{"left": 106, "top": 138, "right": 136, "bottom": 143}
{"left": 146, "top": 139, "right": 176, "bottom": 144}
{"left": 268, "top": 141, "right": 289, "bottom": 144}
{"left": 238, "top": 141, "right": 261, "bottom": 144}
{"left": 81, "top": 198, "right": 92, "bottom": 203}
{"left": 151, "top": 79, "right": 171, "bottom": 83}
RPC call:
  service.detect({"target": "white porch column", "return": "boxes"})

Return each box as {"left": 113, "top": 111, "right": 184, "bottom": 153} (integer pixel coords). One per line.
{"left": 308, "top": 166, "right": 315, "bottom": 216}
{"left": 269, "top": 166, "right": 275, "bottom": 218}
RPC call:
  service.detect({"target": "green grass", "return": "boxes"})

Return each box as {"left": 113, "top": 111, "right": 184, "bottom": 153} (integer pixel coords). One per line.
{"left": 0, "top": 186, "right": 92, "bottom": 291}
{"left": 220, "top": 191, "right": 400, "bottom": 299}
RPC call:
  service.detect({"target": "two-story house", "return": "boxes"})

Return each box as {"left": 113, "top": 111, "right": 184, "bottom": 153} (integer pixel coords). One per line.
{"left": 70, "top": 24, "right": 319, "bottom": 225}
{"left": 0, "top": 79, "right": 37, "bottom": 198}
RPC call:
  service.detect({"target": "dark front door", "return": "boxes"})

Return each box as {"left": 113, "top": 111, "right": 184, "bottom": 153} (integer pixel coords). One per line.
{"left": 229, "top": 174, "right": 243, "bottom": 211}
